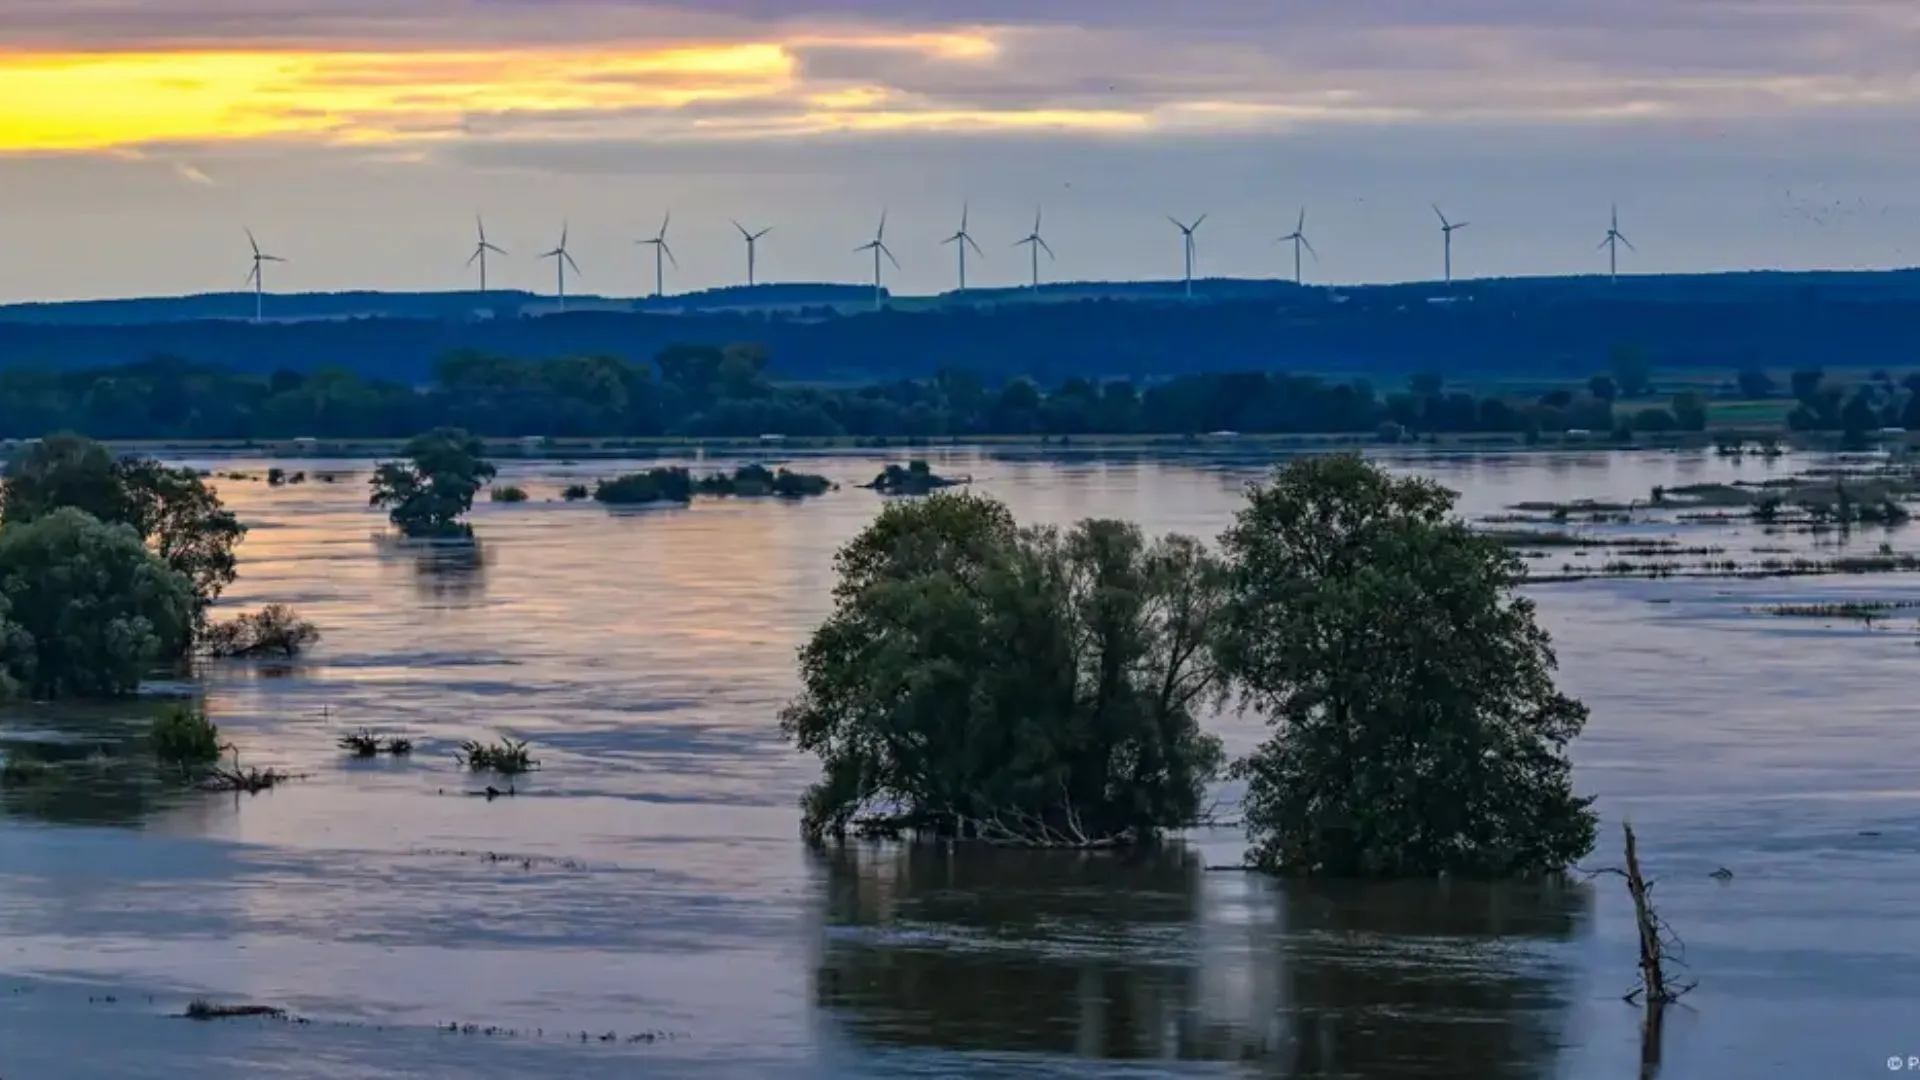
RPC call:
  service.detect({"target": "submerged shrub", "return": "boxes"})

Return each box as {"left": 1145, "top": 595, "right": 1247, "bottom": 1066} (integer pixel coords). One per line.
{"left": 489, "top": 485, "right": 529, "bottom": 503}
{"left": 202, "top": 604, "right": 319, "bottom": 659}
{"left": 151, "top": 705, "right": 223, "bottom": 768}
{"left": 457, "top": 737, "right": 537, "bottom": 775}
{"left": 593, "top": 468, "right": 692, "bottom": 506}
{"left": 560, "top": 484, "right": 590, "bottom": 502}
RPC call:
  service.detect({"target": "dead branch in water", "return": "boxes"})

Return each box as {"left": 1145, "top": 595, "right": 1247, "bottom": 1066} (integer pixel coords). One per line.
{"left": 1584, "top": 822, "right": 1697, "bottom": 1006}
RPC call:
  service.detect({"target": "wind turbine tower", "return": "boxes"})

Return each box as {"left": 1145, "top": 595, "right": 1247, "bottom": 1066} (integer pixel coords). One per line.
{"left": 243, "top": 227, "right": 284, "bottom": 324}
{"left": 1433, "top": 203, "right": 1470, "bottom": 284}
{"left": 1169, "top": 214, "right": 1206, "bottom": 299}
{"left": 467, "top": 215, "right": 506, "bottom": 294}
{"left": 639, "top": 212, "right": 677, "bottom": 299}
{"left": 942, "top": 203, "right": 984, "bottom": 292}
{"left": 1277, "top": 207, "right": 1316, "bottom": 285}
{"left": 540, "top": 223, "right": 581, "bottom": 311}
{"left": 733, "top": 220, "right": 772, "bottom": 287}
{"left": 853, "top": 211, "right": 899, "bottom": 310}
{"left": 1599, "top": 203, "right": 1635, "bottom": 283}
{"left": 1013, "top": 207, "right": 1054, "bottom": 292}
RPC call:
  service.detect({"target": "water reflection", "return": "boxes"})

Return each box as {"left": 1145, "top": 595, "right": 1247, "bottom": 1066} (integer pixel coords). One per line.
{"left": 811, "top": 845, "right": 1590, "bottom": 1077}
{"left": 371, "top": 535, "right": 490, "bottom": 604}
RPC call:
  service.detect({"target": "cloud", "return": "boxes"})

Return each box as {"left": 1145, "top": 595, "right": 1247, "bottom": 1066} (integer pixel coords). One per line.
{"left": 1, "top": 0, "right": 1919, "bottom": 156}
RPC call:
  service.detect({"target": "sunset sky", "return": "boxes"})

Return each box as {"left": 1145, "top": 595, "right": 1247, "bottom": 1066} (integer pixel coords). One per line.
{"left": 2, "top": 0, "right": 1918, "bottom": 301}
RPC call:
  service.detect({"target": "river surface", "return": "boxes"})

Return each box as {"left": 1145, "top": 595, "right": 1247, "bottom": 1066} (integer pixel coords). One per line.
{"left": 2, "top": 447, "right": 1916, "bottom": 1078}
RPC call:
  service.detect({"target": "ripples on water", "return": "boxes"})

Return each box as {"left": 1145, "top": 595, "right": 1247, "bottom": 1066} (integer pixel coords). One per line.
{"left": 1, "top": 448, "right": 1917, "bottom": 1078}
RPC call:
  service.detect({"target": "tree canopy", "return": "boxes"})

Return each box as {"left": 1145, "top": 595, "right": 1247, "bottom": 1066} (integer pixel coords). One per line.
{"left": 781, "top": 492, "right": 1226, "bottom": 845}
{"left": 0, "top": 507, "right": 196, "bottom": 699}
{"left": 1216, "top": 455, "right": 1597, "bottom": 877}
{"left": 368, "top": 427, "right": 497, "bottom": 537}
{"left": 1, "top": 432, "right": 246, "bottom": 633}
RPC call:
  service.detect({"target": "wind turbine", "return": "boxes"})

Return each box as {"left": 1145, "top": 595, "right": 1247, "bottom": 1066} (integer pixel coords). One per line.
{"left": 733, "top": 220, "right": 771, "bottom": 287}
{"left": 1433, "top": 203, "right": 1469, "bottom": 284}
{"left": 853, "top": 210, "right": 898, "bottom": 310}
{"left": 1013, "top": 207, "right": 1054, "bottom": 292}
{"left": 243, "top": 227, "right": 284, "bottom": 324}
{"left": 539, "top": 222, "right": 580, "bottom": 310}
{"left": 1277, "top": 207, "right": 1317, "bottom": 285}
{"left": 941, "top": 202, "right": 984, "bottom": 292}
{"left": 638, "top": 212, "right": 676, "bottom": 299}
{"left": 467, "top": 214, "right": 507, "bottom": 294}
{"left": 1599, "top": 203, "right": 1635, "bottom": 283}
{"left": 1169, "top": 214, "right": 1206, "bottom": 300}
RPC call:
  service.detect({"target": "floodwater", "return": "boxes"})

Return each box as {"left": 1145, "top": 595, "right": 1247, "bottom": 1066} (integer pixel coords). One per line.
{"left": 2, "top": 447, "right": 1918, "bottom": 1079}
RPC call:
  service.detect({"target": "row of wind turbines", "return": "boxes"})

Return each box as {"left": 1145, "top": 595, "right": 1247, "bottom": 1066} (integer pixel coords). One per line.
{"left": 238, "top": 202, "right": 1638, "bottom": 321}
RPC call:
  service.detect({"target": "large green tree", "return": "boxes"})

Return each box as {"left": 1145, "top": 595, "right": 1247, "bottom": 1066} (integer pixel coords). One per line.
{"left": 0, "top": 507, "right": 196, "bottom": 699}
{"left": 368, "top": 427, "right": 497, "bottom": 537}
{"left": 781, "top": 493, "right": 1225, "bottom": 845}
{"left": 1217, "top": 455, "right": 1596, "bottom": 877}
{"left": 1, "top": 433, "right": 247, "bottom": 629}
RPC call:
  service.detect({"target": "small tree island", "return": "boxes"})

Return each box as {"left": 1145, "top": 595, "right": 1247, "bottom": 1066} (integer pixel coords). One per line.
{"left": 369, "top": 427, "right": 497, "bottom": 537}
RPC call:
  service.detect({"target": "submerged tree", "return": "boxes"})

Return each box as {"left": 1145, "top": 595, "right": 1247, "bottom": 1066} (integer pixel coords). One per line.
{"left": 1, "top": 433, "right": 246, "bottom": 633}
{"left": 369, "top": 427, "right": 497, "bottom": 537}
{"left": 0, "top": 507, "right": 196, "bottom": 698}
{"left": 1217, "top": 455, "right": 1596, "bottom": 877}
{"left": 781, "top": 492, "right": 1225, "bottom": 845}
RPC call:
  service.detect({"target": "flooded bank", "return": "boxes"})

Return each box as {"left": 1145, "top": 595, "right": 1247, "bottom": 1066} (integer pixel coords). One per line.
{"left": 3, "top": 448, "right": 1917, "bottom": 1078}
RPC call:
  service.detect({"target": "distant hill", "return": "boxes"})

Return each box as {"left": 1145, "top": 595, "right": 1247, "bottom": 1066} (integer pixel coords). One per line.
{"left": 4, "top": 270, "right": 1920, "bottom": 384}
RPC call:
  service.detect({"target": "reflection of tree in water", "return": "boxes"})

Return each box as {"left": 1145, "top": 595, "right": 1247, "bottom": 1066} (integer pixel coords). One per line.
{"left": 1209, "top": 878, "right": 1593, "bottom": 1079}
{"left": 812, "top": 844, "right": 1209, "bottom": 1059}
{"left": 372, "top": 535, "right": 489, "bottom": 604}
{"left": 0, "top": 700, "right": 197, "bottom": 827}
{"left": 811, "top": 846, "right": 1589, "bottom": 1075}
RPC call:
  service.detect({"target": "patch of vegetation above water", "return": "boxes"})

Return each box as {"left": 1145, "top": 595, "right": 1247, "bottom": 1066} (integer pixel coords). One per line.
{"left": 489, "top": 485, "right": 529, "bottom": 503}
{"left": 695, "top": 463, "right": 834, "bottom": 498}
{"left": 337, "top": 728, "right": 414, "bottom": 758}
{"left": 150, "top": 704, "right": 223, "bottom": 768}
{"left": 202, "top": 604, "right": 319, "bottom": 659}
{"left": 593, "top": 467, "right": 693, "bottom": 506}
{"left": 457, "top": 737, "right": 538, "bottom": 775}
{"left": 1752, "top": 600, "right": 1920, "bottom": 620}
{"left": 370, "top": 427, "right": 496, "bottom": 538}
{"left": 860, "top": 460, "right": 966, "bottom": 495}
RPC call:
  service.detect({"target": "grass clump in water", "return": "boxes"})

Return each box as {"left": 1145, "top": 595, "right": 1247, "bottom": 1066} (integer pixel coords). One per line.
{"left": 183, "top": 999, "right": 284, "bottom": 1021}
{"left": 1754, "top": 601, "right": 1920, "bottom": 621}
{"left": 151, "top": 705, "right": 223, "bottom": 768}
{"left": 489, "top": 485, "right": 529, "bottom": 503}
{"left": 338, "top": 729, "right": 413, "bottom": 757}
{"left": 457, "top": 737, "right": 538, "bottom": 775}
{"left": 561, "top": 483, "right": 590, "bottom": 502}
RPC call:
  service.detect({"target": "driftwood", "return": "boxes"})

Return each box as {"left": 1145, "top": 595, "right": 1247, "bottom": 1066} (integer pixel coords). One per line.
{"left": 1585, "top": 822, "right": 1697, "bottom": 1006}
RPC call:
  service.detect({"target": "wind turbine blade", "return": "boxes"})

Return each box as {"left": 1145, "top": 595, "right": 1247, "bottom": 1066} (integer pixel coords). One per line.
{"left": 1432, "top": 203, "right": 1448, "bottom": 227}
{"left": 663, "top": 243, "right": 678, "bottom": 269}
{"left": 1454, "top": 221, "right": 1470, "bottom": 230}
{"left": 966, "top": 235, "right": 983, "bottom": 256}
{"left": 877, "top": 209, "right": 888, "bottom": 239}
{"left": 1192, "top": 213, "right": 1207, "bottom": 231}
{"left": 244, "top": 265, "right": 258, "bottom": 287}
{"left": 960, "top": 202, "right": 970, "bottom": 232}
{"left": 882, "top": 244, "right": 901, "bottom": 271}
{"left": 476, "top": 214, "right": 487, "bottom": 242}
{"left": 564, "top": 252, "right": 581, "bottom": 274}
{"left": 1167, "top": 215, "right": 1183, "bottom": 231}
{"left": 753, "top": 227, "right": 772, "bottom": 240}
{"left": 1598, "top": 236, "right": 1612, "bottom": 251}
{"left": 1033, "top": 207, "right": 1043, "bottom": 233}
{"left": 1038, "top": 237, "right": 1055, "bottom": 259}
{"left": 245, "top": 227, "right": 260, "bottom": 256}
{"left": 659, "top": 211, "right": 671, "bottom": 238}
{"left": 560, "top": 221, "right": 569, "bottom": 248}
{"left": 733, "top": 219, "right": 749, "bottom": 239}
{"left": 1297, "top": 207, "right": 1307, "bottom": 232}
{"left": 1619, "top": 234, "right": 1636, "bottom": 252}
{"left": 467, "top": 249, "right": 481, "bottom": 267}
{"left": 263, "top": 255, "right": 286, "bottom": 263}
{"left": 485, "top": 242, "right": 507, "bottom": 255}
{"left": 1301, "top": 236, "right": 1318, "bottom": 260}
{"left": 941, "top": 233, "right": 957, "bottom": 246}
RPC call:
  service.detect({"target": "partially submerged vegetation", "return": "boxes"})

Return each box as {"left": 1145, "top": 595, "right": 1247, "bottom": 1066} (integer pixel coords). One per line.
{"left": 694, "top": 463, "right": 833, "bottom": 498}
{"left": 489, "top": 484, "right": 529, "bottom": 503}
{"left": 785, "top": 456, "right": 1596, "bottom": 876}
{"left": 457, "top": 737, "right": 538, "bottom": 775}
{"left": 338, "top": 728, "right": 414, "bottom": 758}
{"left": 150, "top": 705, "right": 224, "bottom": 768}
{"left": 370, "top": 427, "right": 496, "bottom": 538}
{"left": 201, "top": 604, "right": 319, "bottom": 659}
{"left": 593, "top": 467, "right": 692, "bottom": 506}
{"left": 861, "top": 460, "right": 966, "bottom": 495}
{"left": 1752, "top": 600, "right": 1920, "bottom": 621}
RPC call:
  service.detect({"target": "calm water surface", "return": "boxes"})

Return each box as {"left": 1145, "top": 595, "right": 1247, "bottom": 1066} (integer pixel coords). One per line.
{"left": 2, "top": 448, "right": 1916, "bottom": 1078}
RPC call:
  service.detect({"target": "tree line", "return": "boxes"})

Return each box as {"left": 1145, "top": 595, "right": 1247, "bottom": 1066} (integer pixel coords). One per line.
{"left": 0, "top": 348, "right": 1715, "bottom": 442}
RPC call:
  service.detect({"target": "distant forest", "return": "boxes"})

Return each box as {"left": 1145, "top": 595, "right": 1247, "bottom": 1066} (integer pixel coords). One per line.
{"left": 0, "top": 348, "right": 1728, "bottom": 441}
{"left": 6, "top": 270, "right": 1920, "bottom": 385}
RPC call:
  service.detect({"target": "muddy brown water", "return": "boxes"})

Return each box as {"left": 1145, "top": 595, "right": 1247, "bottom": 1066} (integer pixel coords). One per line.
{"left": 2, "top": 447, "right": 1917, "bottom": 1078}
